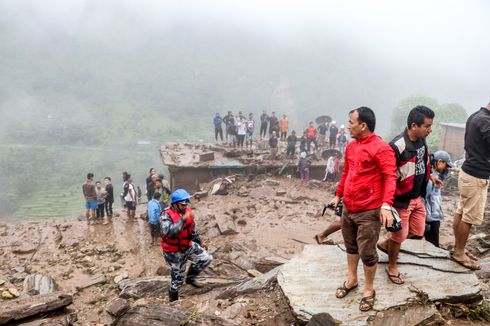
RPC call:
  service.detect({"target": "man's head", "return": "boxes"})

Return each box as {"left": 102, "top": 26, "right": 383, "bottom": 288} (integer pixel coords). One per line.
{"left": 309, "top": 121, "right": 314, "bottom": 127}
{"left": 151, "top": 174, "right": 158, "bottom": 183}
{"left": 272, "top": 131, "right": 277, "bottom": 137}
{"left": 95, "top": 181, "right": 101, "bottom": 188}
{"left": 228, "top": 110, "right": 232, "bottom": 115}
{"left": 348, "top": 106, "right": 376, "bottom": 139}
{"left": 155, "top": 178, "right": 163, "bottom": 188}
{"left": 283, "top": 114, "right": 287, "bottom": 118}
{"left": 171, "top": 189, "right": 192, "bottom": 214}
{"left": 249, "top": 112, "right": 253, "bottom": 117}
{"left": 153, "top": 192, "right": 162, "bottom": 201}
{"left": 126, "top": 174, "right": 132, "bottom": 181}
{"left": 216, "top": 112, "right": 220, "bottom": 117}
{"left": 271, "top": 112, "right": 276, "bottom": 116}
{"left": 291, "top": 130, "right": 296, "bottom": 135}
{"left": 87, "top": 173, "right": 94, "bottom": 181}
{"left": 486, "top": 102, "right": 490, "bottom": 110}
{"left": 104, "top": 177, "right": 111, "bottom": 184}
{"left": 407, "top": 105, "right": 434, "bottom": 140}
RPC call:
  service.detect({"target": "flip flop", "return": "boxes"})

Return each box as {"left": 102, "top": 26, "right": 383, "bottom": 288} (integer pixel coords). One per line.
{"left": 386, "top": 268, "right": 404, "bottom": 285}
{"left": 359, "top": 290, "right": 376, "bottom": 312}
{"left": 450, "top": 253, "right": 481, "bottom": 270}
{"left": 335, "top": 281, "right": 358, "bottom": 298}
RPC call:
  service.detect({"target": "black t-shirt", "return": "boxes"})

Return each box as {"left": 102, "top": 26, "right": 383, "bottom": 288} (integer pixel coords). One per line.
{"left": 105, "top": 184, "right": 114, "bottom": 203}
{"left": 329, "top": 126, "right": 338, "bottom": 138}
{"left": 410, "top": 138, "right": 427, "bottom": 198}
{"left": 318, "top": 125, "right": 328, "bottom": 135}
{"left": 287, "top": 135, "right": 298, "bottom": 147}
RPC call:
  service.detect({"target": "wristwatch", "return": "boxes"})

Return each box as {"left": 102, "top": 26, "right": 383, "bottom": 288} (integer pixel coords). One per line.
{"left": 381, "top": 205, "right": 392, "bottom": 211}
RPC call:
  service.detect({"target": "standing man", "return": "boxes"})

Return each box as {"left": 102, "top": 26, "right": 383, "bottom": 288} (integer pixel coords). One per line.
{"left": 317, "top": 122, "right": 328, "bottom": 147}
{"left": 329, "top": 107, "right": 396, "bottom": 312}
{"left": 160, "top": 189, "right": 212, "bottom": 302}
{"left": 269, "top": 112, "right": 279, "bottom": 136}
{"left": 82, "top": 173, "right": 97, "bottom": 225}
{"left": 279, "top": 114, "right": 289, "bottom": 140}
{"left": 329, "top": 121, "right": 339, "bottom": 149}
{"left": 123, "top": 174, "right": 137, "bottom": 221}
{"left": 104, "top": 177, "right": 114, "bottom": 222}
{"left": 305, "top": 122, "right": 317, "bottom": 152}
{"left": 269, "top": 131, "right": 279, "bottom": 160}
{"left": 213, "top": 113, "right": 223, "bottom": 142}
{"left": 286, "top": 130, "right": 298, "bottom": 157}
{"left": 378, "top": 106, "right": 435, "bottom": 284}
{"left": 246, "top": 113, "right": 255, "bottom": 148}
{"left": 451, "top": 102, "right": 490, "bottom": 270}
{"left": 223, "top": 111, "right": 233, "bottom": 142}
{"left": 260, "top": 110, "right": 269, "bottom": 140}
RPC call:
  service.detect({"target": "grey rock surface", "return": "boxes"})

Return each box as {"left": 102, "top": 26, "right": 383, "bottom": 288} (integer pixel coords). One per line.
{"left": 106, "top": 297, "right": 129, "bottom": 317}
{"left": 118, "top": 276, "right": 169, "bottom": 299}
{"left": 23, "top": 273, "right": 59, "bottom": 295}
{"left": 278, "top": 244, "right": 482, "bottom": 325}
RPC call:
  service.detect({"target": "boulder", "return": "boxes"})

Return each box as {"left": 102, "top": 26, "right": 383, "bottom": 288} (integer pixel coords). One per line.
{"left": 370, "top": 304, "right": 443, "bottom": 326}
{"left": 278, "top": 245, "right": 482, "bottom": 324}
{"left": 0, "top": 292, "right": 72, "bottom": 325}
{"left": 106, "top": 298, "right": 129, "bottom": 317}
{"left": 23, "top": 273, "right": 58, "bottom": 295}
{"left": 118, "top": 277, "right": 169, "bottom": 300}
{"left": 114, "top": 270, "right": 129, "bottom": 284}
{"left": 215, "top": 215, "right": 238, "bottom": 235}
{"left": 76, "top": 274, "right": 106, "bottom": 291}
{"left": 115, "top": 303, "right": 236, "bottom": 326}
{"left": 216, "top": 266, "right": 279, "bottom": 299}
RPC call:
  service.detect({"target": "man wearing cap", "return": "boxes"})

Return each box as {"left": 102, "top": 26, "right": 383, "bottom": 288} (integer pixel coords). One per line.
{"left": 160, "top": 189, "right": 213, "bottom": 301}
{"left": 451, "top": 102, "right": 490, "bottom": 270}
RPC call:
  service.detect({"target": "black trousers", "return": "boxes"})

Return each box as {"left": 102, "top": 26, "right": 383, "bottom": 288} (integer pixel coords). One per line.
{"left": 260, "top": 123, "right": 268, "bottom": 137}
{"left": 424, "top": 221, "right": 440, "bottom": 247}
{"left": 215, "top": 127, "right": 223, "bottom": 141}
{"left": 237, "top": 134, "right": 245, "bottom": 147}
{"left": 280, "top": 131, "right": 287, "bottom": 140}
{"left": 286, "top": 145, "right": 295, "bottom": 156}
{"left": 105, "top": 201, "right": 113, "bottom": 216}
{"left": 96, "top": 203, "right": 105, "bottom": 219}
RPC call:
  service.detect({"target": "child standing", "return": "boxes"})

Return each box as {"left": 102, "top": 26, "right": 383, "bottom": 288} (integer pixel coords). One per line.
{"left": 424, "top": 150, "right": 453, "bottom": 247}
{"left": 147, "top": 192, "right": 163, "bottom": 246}
{"left": 298, "top": 152, "right": 311, "bottom": 182}
{"left": 95, "top": 181, "right": 106, "bottom": 222}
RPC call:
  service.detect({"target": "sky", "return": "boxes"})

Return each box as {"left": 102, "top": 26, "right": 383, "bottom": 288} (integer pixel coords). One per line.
{"left": 2, "top": 0, "right": 489, "bottom": 110}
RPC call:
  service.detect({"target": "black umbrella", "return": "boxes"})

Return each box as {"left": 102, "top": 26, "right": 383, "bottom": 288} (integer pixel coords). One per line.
{"left": 321, "top": 148, "right": 342, "bottom": 160}
{"left": 315, "top": 115, "right": 332, "bottom": 124}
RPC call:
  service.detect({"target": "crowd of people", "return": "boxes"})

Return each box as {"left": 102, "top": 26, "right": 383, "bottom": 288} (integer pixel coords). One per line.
{"left": 81, "top": 102, "right": 489, "bottom": 308}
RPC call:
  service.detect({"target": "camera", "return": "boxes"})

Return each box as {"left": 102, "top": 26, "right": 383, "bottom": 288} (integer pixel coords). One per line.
{"left": 385, "top": 207, "right": 402, "bottom": 232}
{"left": 323, "top": 199, "right": 343, "bottom": 217}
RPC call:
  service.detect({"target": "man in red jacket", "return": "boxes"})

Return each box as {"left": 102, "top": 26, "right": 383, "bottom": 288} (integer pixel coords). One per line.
{"left": 328, "top": 107, "right": 397, "bottom": 312}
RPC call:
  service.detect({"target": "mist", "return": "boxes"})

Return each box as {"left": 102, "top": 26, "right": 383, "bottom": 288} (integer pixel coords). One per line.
{"left": 0, "top": 0, "right": 488, "bottom": 220}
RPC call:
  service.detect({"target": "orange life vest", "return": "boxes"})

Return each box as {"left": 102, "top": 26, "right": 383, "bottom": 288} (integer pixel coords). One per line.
{"left": 161, "top": 207, "right": 195, "bottom": 252}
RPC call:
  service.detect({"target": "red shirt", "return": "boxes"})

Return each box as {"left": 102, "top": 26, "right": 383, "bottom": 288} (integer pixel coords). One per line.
{"left": 336, "top": 133, "right": 397, "bottom": 213}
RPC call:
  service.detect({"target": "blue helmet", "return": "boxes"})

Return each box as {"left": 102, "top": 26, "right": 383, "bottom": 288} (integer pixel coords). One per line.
{"left": 171, "top": 189, "right": 192, "bottom": 204}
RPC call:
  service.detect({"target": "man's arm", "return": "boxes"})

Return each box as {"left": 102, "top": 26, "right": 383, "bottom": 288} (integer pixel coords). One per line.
{"left": 376, "top": 145, "right": 397, "bottom": 206}
{"left": 160, "top": 213, "right": 184, "bottom": 237}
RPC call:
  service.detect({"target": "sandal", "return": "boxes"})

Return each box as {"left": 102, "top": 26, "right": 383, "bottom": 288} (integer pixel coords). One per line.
{"left": 450, "top": 253, "right": 481, "bottom": 270}
{"left": 386, "top": 268, "right": 404, "bottom": 285}
{"left": 359, "top": 290, "right": 376, "bottom": 311}
{"left": 335, "top": 281, "right": 358, "bottom": 298}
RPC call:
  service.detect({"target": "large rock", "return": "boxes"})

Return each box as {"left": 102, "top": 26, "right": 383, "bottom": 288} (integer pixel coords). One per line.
{"left": 278, "top": 245, "right": 482, "bottom": 325}
{"left": 217, "top": 266, "right": 279, "bottom": 299}
{"left": 118, "top": 277, "right": 169, "bottom": 299}
{"left": 0, "top": 292, "right": 72, "bottom": 325}
{"left": 370, "top": 304, "right": 443, "bottom": 326}
{"left": 106, "top": 298, "right": 129, "bottom": 317}
{"left": 23, "top": 274, "right": 58, "bottom": 295}
{"left": 215, "top": 215, "right": 238, "bottom": 235}
{"left": 115, "top": 303, "right": 236, "bottom": 326}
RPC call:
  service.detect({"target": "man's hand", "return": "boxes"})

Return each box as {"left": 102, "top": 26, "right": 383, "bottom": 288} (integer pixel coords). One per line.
{"left": 329, "top": 196, "right": 340, "bottom": 208}
{"left": 201, "top": 242, "right": 208, "bottom": 250}
{"left": 380, "top": 205, "right": 394, "bottom": 228}
{"left": 183, "top": 211, "right": 194, "bottom": 221}
{"left": 431, "top": 175, "right": 443, "bottom": 187}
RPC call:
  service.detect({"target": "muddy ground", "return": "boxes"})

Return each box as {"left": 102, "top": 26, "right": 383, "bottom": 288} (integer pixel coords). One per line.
{"left": 1, "top": 174, "right": 490, "bottom": 325}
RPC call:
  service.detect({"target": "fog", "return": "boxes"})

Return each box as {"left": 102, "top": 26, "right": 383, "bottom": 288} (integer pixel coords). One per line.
{"left": 0, "top": 0, "right": 488, "bottom": 219}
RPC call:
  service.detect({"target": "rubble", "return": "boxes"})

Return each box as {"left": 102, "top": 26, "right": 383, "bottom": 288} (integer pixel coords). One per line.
{"left": 118, "top": 276, "right": 169, "bottom": 299}
{"left": 106, "top": 297, "right": 130, "bottom": 317}
{"left": 23, "top": 273, "right": 58, "bottom": 295}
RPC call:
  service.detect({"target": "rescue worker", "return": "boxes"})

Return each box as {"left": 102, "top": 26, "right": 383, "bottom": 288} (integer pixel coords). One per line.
{"left": 160, "top": 189, "right": 213, "bottom": 302}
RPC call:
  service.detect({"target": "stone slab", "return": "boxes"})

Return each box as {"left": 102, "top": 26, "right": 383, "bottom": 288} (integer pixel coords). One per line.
{"left": 277, "top": 245, "right": 481, "bottom": 325}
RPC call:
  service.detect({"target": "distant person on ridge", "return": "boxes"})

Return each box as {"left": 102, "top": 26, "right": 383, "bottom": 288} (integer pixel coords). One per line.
{"left": 317, "top": 122, "right": 328, "bottom": 147}
{"left": 259, "top": 110, "right": 269, "bottom": 140}
{"left": 286, "top": 130, "right": 298, "bottom": 157}
{"left": 246, "top": 113, "right": 255, "bottom": 148}
{"left": 82, "top": 173, "right": 97, "bottom": 225}
{"left": 269, "top": 131, "right": 279, "bottom": 160}
{"left": 279, "top": 114, "right": 289, "bottom": 140}
{"left": 305, "top": 121, "right": 318, "bottom": 152}
{"left": 160, "top": 189, "right": 212, "bottom": 302}
{"left": 213, "top": 113, "right": 223, "bottom": 142}
{"left": 329, "top": 121, "right": 339, "bottom": 149}
{"left": 104, "top": 177, "right": 114, "bottom": 222}
{"left": 123, "top": 174, "right": 137, "bottom": 221}
{"left": 269, "top": 112, "right": 279, "bottom": 136}
{"left": 95, "top": 181, "right": 106, "bottom": 223}
{"left": 223, "top": 111, "right": 234, "bottom": 142}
